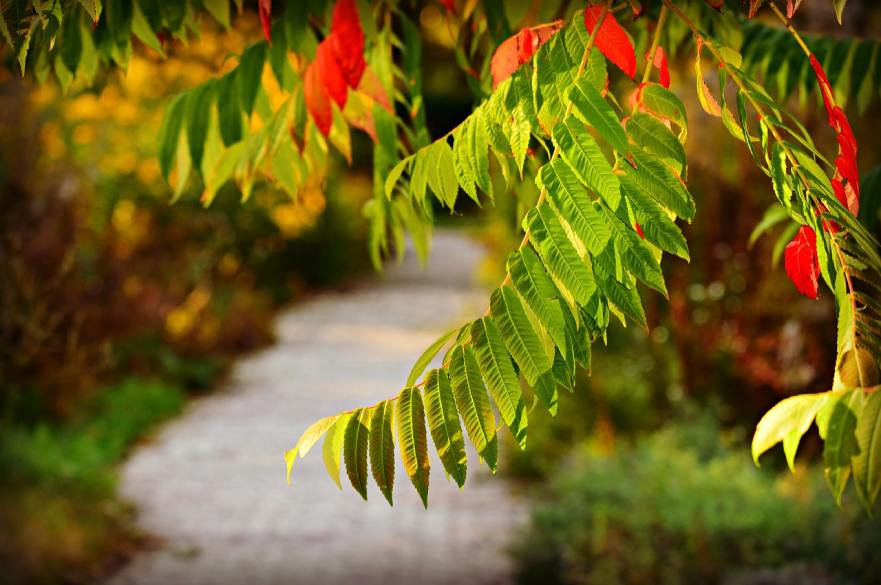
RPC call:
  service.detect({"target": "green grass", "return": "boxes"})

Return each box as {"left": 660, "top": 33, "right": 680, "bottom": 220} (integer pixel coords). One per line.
{"left": 0, "top": 377, "right": 186, "bottom": 585}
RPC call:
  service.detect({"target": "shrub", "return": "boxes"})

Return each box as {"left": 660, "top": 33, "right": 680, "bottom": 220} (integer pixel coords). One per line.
{"left": 512, "top": 420, "right": 881, "bottom": 585}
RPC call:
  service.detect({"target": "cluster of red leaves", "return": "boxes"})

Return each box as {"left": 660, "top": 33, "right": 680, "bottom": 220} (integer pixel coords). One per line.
{"left": 490, "top": 21, "right": 563, "bottom": 88}
{"left": 490, "top": 4, "right": 639, "bottom": 89}
{"left": 303, "top": 0, "right": 366, "bottom": 136}
{"left": 783, "top": 55, "right": 860, "bottom": 299}
{"left": 810, "top": 55, "right": 860, "bottom": 216}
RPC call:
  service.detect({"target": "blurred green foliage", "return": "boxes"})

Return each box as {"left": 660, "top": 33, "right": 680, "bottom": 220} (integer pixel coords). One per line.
{"left": 513, "top": 418, "right": 881, "bottom": 585}
{"left": 0, "top": 377, "right": 186, "bottom": 585}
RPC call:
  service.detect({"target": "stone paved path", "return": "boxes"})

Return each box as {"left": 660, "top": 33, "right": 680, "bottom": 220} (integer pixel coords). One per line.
{"left": 105, "top": 232, "right": 526, "bottom": 585}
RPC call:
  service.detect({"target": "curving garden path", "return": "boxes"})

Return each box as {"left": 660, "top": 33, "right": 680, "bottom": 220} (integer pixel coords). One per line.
{"left": 105, "top": 231, "right": 526, "bottom": 585}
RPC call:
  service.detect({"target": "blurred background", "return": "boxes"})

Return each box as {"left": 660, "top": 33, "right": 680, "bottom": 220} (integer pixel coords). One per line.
{"left": 1, "top": 2, "right": 880, "bottom": 584}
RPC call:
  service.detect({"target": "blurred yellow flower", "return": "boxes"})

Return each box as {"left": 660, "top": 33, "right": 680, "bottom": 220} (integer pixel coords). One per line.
{"left": 218, "top": 253, "right": 241, "bottom": 277}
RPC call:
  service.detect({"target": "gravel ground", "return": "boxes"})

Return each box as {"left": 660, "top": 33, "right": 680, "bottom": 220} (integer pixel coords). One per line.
{"left": 104, "top": 232, "right": 526, "bottom": 585}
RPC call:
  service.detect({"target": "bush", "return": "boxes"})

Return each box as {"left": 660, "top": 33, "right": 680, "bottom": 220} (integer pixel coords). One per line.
{"left": 0, "top": 377, "right": 185, "bottom": 584}
{"left": 512, "top": 419, "right": 881, "bottom": 585}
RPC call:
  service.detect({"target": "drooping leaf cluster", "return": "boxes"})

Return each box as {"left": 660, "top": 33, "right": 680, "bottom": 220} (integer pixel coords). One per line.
{"left": 287, "top": 5, "right": 699, "bottom": 506}
{"left": 1, "top": 0, "right": 879, "bottom": 510}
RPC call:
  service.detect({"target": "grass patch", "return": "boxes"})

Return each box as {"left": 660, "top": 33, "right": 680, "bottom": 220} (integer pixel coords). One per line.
{"left": 0, "top": 378, "right": 186, "bottom": 585}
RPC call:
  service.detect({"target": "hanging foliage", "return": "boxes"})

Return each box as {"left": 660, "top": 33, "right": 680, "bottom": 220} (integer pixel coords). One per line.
{"left": 1, "top": 0, "right": 879, "bottom": 511}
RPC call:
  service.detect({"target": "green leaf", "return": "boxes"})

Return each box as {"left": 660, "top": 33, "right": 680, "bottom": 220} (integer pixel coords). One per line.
{"left": 106, "top": 0, "right": 134, "bottom": 47}
{"left": 60, "top": 8, "right": 83, "bottom": 74}
{"left": 600, "top": 204, "right": 668, "bottom": 297}
{"left": 562, "top": 25, "right": 607, "bottom": 92}
{"left": 217, "top": 71, "right": 243, "bottom": 146}
{"left": 540, "top": 156, "right": 611, "bottom": 256}
{"left": 285, "top": 413, "right": 343, "bottom": 484}
{"left": 536, "top": 31, "right": 575, "bottom": 130}
{"left": 78, "top": 0, "right": 102, "bottom": 23}
{"left": 553, "top": 118, "right": 621, "bottom": 211}
{"left": 396, "top": 386, "right": 430, "bottom": 507}
{"left": 469, "top": 109, "right": 492, "bottom": 195}
{"left": 237, "top": 43, "right": 266, "bottom": 116}
{"left": 770, "top": 142, "right": 794, "bottom": 210}
{"left": 322, "top": 414, "right": 350, "bottom": 489}
{"left": 384, "top": 156, "right": 411, "bottom": 200}
{"left": 369, "top": 400, "right": 396, "bottom": 506}
{"left": 507, "top": 248, "right": 568, "bottom": 360}
{"left": 203, "top": 0, "right": 231, "bottom": 28}
{"left": 423, "top": 368, "right": 467, "bottom": 488}
{"left": 453, "top": 120, "right": 479, "bottom": 203}
{"left": 510, "top": 105, "right": 531, "bottom": 178}
{"left": 490, "top": 286, "right": 553, "bottom": 385}
{"left": 531, "top": 369, "right": 559, "bottom": 416}
{"left": 638, "top": 83, "right": 688, "bottom": 141}
{"left": 158, "top": 93, "right": 187, "bottom": 181}
{"left": 618, "top": 173, "right": 689, "bottom": 261}
{"left": 752, "top": 392, "right": 829, "bottom": 469}
{"left": 736, "top": 90, "right": 764, "bottom": 169}
{"left": 426, "top": 140, "right": 459, "bottom": 209}
{"left": 568, "top": 77, "right": 630, "bottom": 155}
{"left": 625, "top": 113, "right": 686, "bottom": 174}
{"left": 819, "top": 390, "right": 862, "bottom": 504}
{"left": 625, "top": 149, "right": 695, "bottom": 221}
{"left": 852, "top": 390, "right": 881, "bottom": 510}
{"left": 449, "top": 345, "right": 497, "bottom": 470}
{"left": 407, "top": 327, "right": 458, "bottom": 387}
{"left": 344, "top": 408, "right": 371, "bottom": 500}
{"left": 186, "top": 82, "right": 216, "bottom": 171}
{"left": 471, "top": 317, "right": 528, "bottom": 449}
{"left": 525, "top": 204, "right": 597, "bottom": 306}
{"left": 748, "top": 204, "right": 790, "bottom": 248}
{"left": 594, "top": 263, "right": 646, "bottom": 328}
{"left": 203, "top": 142, "right": 244, "bottom": 203}
{"left": 833, "top": 0, "right": 848, "bottom": 23}
{"left": 132, "top": 1, "right": 164, "bottom": 55}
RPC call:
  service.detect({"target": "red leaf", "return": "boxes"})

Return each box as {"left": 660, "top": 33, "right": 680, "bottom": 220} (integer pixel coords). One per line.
{"left": 634, "top": 222, "right": 645, "bottom": 239}
{"left": 809, "top": 56, "right": 861, "bottom": 216}
{"left": 645, "top": 46, "right": 669, "bottom": 88}
{"left": 584, "top": 4, "right": 636, "bottom": 79}
{"left": 259, "top": 0, "right": 272, "bottom": 45}
{"left": 315, "top": 40, "right": 348, "bottom": 107}
{"left": 490, "top": 21, "right": 563, "bottom": 89}
{"left": 784, "top": 226, "right": 820, "bottom": 299}
{"left": 786, "top": 0, "right": 804, "bottom": 18}
{"left": 304, "top": 59, "right": 332, "bottom": 136}
{"left": 831, "top": 107, "right": 857, "bottom": 158}
{"left": 440, "top": 0, "right": 457, "bottom": 14}
{"left": 809, "top": 54, "right": 835, "bottom": 124}
{"left": 330, "top": 0, "right": 366, "bottom": 88}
